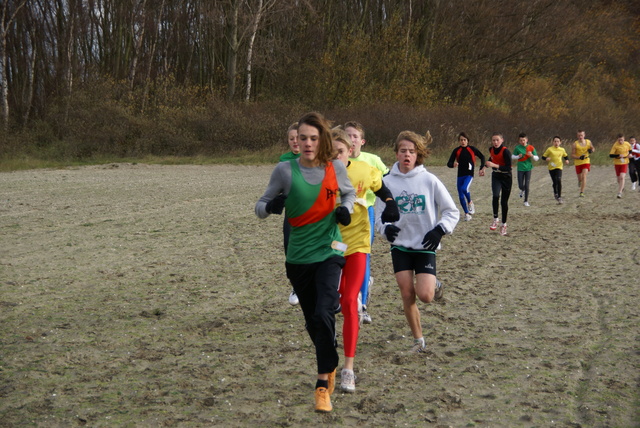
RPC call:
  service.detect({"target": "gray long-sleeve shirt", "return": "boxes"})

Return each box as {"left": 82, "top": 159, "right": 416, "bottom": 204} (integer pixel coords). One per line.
{"left": 255, "top": 159, "right": 355, "bottom": 219}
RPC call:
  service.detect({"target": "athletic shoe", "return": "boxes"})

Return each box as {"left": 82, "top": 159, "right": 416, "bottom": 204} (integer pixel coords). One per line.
{"left": 500, "top": 223, "right": 508, "bottom": 236}
{"left": 411, "top": 340, "right": 426, "bottom": 353}
{"left": 464, "top": 213, "right": 472, "bottom": 221}
{"left": 361, "top": 307, "right": 372, "bottom": 324}
{"left": 357, "top": 294, "right": 364, "bottom": 325}
{"left": 519, "top": 190, "right": 524, "bottom": 198}
{"left": 632, "top": 182, "right": 637, "bottom": 190}
{"left": 315, "top": 387, "right": 332, "bottom": 412}
{"left": 434, "top": 280, "right": 444, "bottom": 301}
{"left": 554, "top": 194, "right": 559, "bottom": 201}
{"left": 490, "top": 218, "right": 499, "bottom": 230}
{"left": 557, "top": 197, "right": 564, "bottom": 204}
{"left": 468, "top": 201, "right": 475, "bottom": 214}
{"left": 327, "top": 368, "right": 336, "bottom": 395}
{"left": 617, "top": 193, "right": 622, "bottom": 199}
{"left": 361, "top": 277, "right": 373, "bottom": 324}
{"left": 340, "top": 369, "right": 356, "bottom": 393}
{"left": 579, "top": 192, "right": 585, "bottom": 197}
{"left": 524, "top": 201, "right": 530, "bottom": 207}
{"left": 288, "top": 290, "right": 299, "bottom": 306}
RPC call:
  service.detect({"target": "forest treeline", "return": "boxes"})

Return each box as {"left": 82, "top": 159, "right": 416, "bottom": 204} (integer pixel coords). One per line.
{"left": 1, "top": 0, "right": 639, "bottom": 161}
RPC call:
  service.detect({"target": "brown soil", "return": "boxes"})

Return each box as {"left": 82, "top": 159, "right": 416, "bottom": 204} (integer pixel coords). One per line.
{"left": 1, "top": 163, "right": 638, "bottom": 427}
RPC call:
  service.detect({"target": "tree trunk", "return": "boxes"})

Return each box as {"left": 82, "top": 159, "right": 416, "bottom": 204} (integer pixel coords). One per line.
{"left": 0, "top": 0, "right": 29, "bottom": 131}
{"left": 130, "top": 0, "right": 147, "bottom": 91}
{"left": 226, "top": 0, "right": 240, "bottom": 101}
{"left": 23, "top": 28, "right": 37, "bottom": 126}
{"left": 64, "top": 1, "right": 75, "bottom": 124}
{"left": 405, "top": 0, "right": 412, "bottom": 61}
{"left": 245, "top": 0, "right": 263, "bottom": 102}
{"left": 1, "top": 21, "right": 8, "bottom": 132}
{"left": 142, "top": 0, "right": 164, "bottom": 112}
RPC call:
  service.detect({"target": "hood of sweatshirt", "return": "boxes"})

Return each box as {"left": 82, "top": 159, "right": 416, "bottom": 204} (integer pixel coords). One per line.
{"left": 389, "top": 162, "right": 426, "bottom": 178}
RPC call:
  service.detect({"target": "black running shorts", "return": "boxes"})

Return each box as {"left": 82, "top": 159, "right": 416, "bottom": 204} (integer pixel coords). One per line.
{"left": 391, "top": 247, "right": 436, "bottom": 275}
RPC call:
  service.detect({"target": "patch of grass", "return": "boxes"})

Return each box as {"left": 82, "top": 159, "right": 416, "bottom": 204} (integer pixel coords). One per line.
{"left": 0, "top": 143, "right": 616, "bottom": 172}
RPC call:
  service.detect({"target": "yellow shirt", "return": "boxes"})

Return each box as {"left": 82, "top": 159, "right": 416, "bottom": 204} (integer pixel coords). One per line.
{"left": 351, "top": 152, "right": 388, "bottom": 207}
{"left": 609, "top": 141, "right": 631, "bottom": 165}
{"left": 542, "top": 146, "right": 568, "bottom": 170}
{"left": 573, "top": 140, "right": 592, "bottom": 166}
{"left": 338, "top": 160, "right": 382, "bottom": 255}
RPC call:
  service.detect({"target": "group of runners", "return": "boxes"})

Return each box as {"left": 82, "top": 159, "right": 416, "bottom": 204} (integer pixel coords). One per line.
{"left": 255, "top": 115, "right": 639, "bottom": 413}
{"left": 447, "top": 130, "right": 640, "bottom": 235}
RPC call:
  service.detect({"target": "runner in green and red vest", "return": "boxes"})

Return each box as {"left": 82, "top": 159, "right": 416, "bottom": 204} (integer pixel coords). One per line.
{"left": 256, "top": 112, "right": 355, "bottom": 414}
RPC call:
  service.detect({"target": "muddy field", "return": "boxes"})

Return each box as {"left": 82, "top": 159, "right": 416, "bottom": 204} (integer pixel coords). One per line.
{"left": 1, "top": 163, "right": 639, "bottom": 427}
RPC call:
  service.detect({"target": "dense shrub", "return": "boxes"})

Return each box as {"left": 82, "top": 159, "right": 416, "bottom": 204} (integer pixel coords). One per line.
{"left": 1, "top": 75, "right": 637, "bottom": 167}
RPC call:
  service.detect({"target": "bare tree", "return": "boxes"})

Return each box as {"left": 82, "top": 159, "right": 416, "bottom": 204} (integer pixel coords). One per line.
{"left": 141, "top": 0, "right": 165, "bottom": 112}
{"left": 245, "top": 0, "right": 276, "bottom": 101}
{"left": 22, "top": 22, "right": 36, "bottom": 125}
{"left": 225, "top": 0, "right": 241, "bottom": 100}
{"left": 0, "top": 0, "right": 29, "bottom": 131}
{"left": 129, "top": 0, "right": 148, "bottom": 91}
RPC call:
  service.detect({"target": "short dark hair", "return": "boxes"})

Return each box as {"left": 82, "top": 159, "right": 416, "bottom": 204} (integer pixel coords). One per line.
{"left": 458, "top": 132, "right": 470, "bottom": 141}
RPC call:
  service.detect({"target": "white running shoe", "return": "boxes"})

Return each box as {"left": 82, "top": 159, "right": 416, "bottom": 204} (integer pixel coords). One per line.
{"left": 434, "top": 280, "right": 444, "bottom": 301}
{"left": 632, "top": 182, "right": 637, "bottom": 190}
{"left": 617, "top": 193, "right": 622, "bottom": 199}
{"left": 288, "top": 290, "right": 299, "bottom": 306}
{"left": 519, "top": 190, "right": 524, "bottom": 198}
{"left": 490, "top": 218, "right": 499, "bottom": 231}
{"left": 411, "top": 339, "right": 426, "bottom": 353}
{"left": 464, "top": 213, "right": 472, "bottom": 221}
{"left": 361, "top": 277, "right": 373, "bottom": 324}
{"left": 361, "top": 306, "right": 372, "bottom": 324}
{"left": 468, "top": 201, "right": 475, "bottom": 214}
{"left": 340, "top": 369, "right": 356, "bottom": 393}
{"left": 500, "top": 223, "right": 508, "bottom": 236}
{"left": 524, "top": 201, "right": 530, "bottom": 207}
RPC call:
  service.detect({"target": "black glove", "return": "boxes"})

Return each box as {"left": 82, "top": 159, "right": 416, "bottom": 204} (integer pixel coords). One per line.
{"left": 421, "top": 225, "right": 445, "bottom": 251}
{"left": 587, "top": 148, "right": 593, "bottom": 154}
{"left": 266, "top": 194, "right": 286, "bottom": 215}
{"left": 381, "top": 199, "right": 400, "bottom": 223}
{"left": 335, "top": 206, "right": 351, "bottom": 226}
{"left": 579, "top": 155, "right": 585, "bottom": 160}
{"left": 384, "top": 225, "right": 401, "bottom": 243}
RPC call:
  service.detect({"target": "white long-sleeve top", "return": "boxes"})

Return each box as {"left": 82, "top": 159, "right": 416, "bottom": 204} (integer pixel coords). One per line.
{"left": 374, "top": 163, "right": 459, "bottom": 250}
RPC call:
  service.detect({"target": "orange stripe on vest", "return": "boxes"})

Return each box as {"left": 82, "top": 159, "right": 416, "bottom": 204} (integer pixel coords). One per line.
{"left": 288, "top": 163, "right": 339, "bottom": 227}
